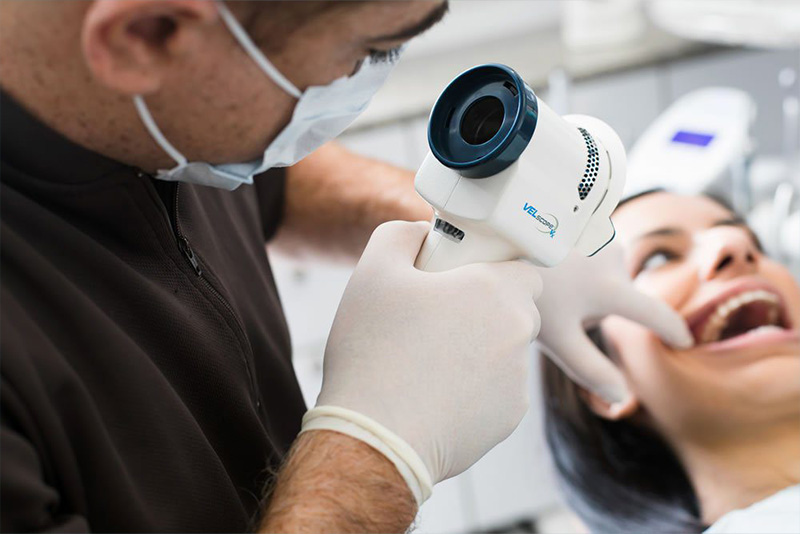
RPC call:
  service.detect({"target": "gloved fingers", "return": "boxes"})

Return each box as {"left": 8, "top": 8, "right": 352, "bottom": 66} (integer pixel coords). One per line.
{"left": 606, "top": 285, "right": 694, "bottom": 349}
{"left": 362, "top": 220, "right": 431, "bottom": 265}
{"left": 477, "top": 260, "right": 544, "bottom": 300}
{"left": 529, "top": 302, "right": 542, "bottom": 341}
{"left": 540, "top": 333, "right": 631, "bottom": 404}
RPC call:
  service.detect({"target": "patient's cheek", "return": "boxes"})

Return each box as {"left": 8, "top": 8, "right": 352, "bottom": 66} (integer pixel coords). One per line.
{"left": 604, "top": 315, "right": 657, "bottom": 347}
{"left": 762, "top": 261, "right": 800, "bottom": 323}
{"left": 601, "top": 316, "right": 695, "bottom": 426}
{"left": 632, "top": 267, "right": 697, "bottom": 311}
{"left": 601, "top": 315, "right": 662, "bottom": 370}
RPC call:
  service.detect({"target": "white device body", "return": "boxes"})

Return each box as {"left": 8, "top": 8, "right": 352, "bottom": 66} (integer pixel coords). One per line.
{"left": 414, "top": 99, "right": 627, "bottom": 272}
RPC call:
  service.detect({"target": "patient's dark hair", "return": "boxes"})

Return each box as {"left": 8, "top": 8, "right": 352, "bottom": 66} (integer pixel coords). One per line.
{"left": 542, "top": 189, "right": 715, "bottom": 533}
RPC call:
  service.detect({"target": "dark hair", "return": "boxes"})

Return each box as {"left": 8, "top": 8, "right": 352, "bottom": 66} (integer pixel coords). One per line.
{"left": 541, "top": 189, "right": 714, "bottom": 533}
{"left": 235, "top": 2, "right": 361, "bottom": 55}
{"left": 541, "top": 343, "right": 705, "bottom": 533}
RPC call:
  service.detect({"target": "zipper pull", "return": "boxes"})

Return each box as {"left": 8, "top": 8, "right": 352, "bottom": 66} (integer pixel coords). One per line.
{"left": 178, "top": 236, "right": 203, "bottom": 276}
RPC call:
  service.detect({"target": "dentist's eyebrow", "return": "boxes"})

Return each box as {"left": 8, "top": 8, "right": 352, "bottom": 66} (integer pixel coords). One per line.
{"left": 368, "top": 1, "right": 449, "bottom": 43}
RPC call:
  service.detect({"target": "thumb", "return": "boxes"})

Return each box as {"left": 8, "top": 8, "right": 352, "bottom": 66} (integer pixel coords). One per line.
{"left": 607, "top": 285, "right": 694, "bottom": 349}
{"left": 361, "top": 220, "right": 431, "bottom": 265}
{"left": 538, "top": 331, "right": 631, "bottom": 404}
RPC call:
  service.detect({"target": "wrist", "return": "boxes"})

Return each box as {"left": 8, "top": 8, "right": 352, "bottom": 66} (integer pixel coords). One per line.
{"left": 261, "top": 430, "right": 416, "bottom": 533}
{"left": 301, "top": 405, "right": 434, "bottom": 505}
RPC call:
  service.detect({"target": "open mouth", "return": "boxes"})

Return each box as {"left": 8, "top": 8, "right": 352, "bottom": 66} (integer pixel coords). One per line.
{"left": 688, "top": 284, "right": 793, "bottom": 346}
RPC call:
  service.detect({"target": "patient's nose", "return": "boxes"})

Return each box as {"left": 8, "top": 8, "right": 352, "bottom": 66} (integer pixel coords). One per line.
{"left": 695, "top": 228, "right": 758, "bottom": 281}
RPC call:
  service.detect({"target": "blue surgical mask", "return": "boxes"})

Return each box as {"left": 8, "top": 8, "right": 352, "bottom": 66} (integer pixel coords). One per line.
{"left": 133, "top": 1, "right": 398, "bottom": 191}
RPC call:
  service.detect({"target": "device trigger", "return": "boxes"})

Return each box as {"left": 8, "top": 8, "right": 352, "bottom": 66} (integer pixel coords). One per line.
{"left": 588, "top": 221, "right": 616, "bottom": 256}
{"left": 575, "top": 218, "right": 615, "bottom": 257}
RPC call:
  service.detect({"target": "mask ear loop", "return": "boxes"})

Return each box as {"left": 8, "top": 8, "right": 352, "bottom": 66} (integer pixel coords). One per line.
{"left": 215, "top": 1, "right": 302, "bottom": 100}
{"left": 133, "top": 95, "right": 188, "bottom": 173}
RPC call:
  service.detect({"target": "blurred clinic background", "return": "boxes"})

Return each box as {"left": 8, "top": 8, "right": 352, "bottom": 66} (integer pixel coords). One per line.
{"left": 269, "top": 1, "right": 800, "bottom": 532}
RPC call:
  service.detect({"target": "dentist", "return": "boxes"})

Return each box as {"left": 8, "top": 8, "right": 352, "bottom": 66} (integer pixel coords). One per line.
{"left": 0, "top": 1, "right": 690, "bottom": 533}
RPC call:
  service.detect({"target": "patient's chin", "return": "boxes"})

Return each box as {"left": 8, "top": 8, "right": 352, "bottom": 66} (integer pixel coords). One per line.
{"left": 735, "top": 353, "right": 800, "bottom": 406}
{"left": 689, "top": 354, "right": 800, "bottom": 431}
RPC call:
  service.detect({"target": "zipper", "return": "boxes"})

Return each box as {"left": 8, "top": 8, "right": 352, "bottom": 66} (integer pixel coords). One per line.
{"left": 171, "top": 185, "right": 204, "bottom": 277}
{"left": 177, "top": 236, "right": 202, "bottom": 276}
{"left": 145, "top": 176, "right": 261, "bottom": 409}
{"left": 172, "top": 184, "right": 261, "bottom": 408}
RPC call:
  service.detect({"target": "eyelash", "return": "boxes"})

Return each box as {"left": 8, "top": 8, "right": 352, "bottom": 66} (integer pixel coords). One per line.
{"left": 368, "top": 46, "right": 402, "bottom": 64}
{"left": 636, "top": 248, "right": 681, "bottom": 276}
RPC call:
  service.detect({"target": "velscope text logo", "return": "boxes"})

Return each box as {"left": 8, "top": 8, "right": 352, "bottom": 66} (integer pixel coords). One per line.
{"left": 523, "top": 203, "right": 558, "bottom": 238}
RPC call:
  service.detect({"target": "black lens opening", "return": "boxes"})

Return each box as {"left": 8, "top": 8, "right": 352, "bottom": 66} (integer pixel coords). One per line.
{"left": 460, "top": 96, "right": 504, "bottom": 146}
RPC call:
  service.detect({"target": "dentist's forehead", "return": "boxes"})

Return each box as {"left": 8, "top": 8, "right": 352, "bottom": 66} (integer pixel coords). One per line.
{"left": 242, "top": 1, "right": 447, "bottom": 53}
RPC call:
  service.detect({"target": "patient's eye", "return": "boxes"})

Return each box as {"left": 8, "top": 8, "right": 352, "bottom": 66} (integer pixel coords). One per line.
{"left": 637, "top": 249, "right": 679, "bottom": 275}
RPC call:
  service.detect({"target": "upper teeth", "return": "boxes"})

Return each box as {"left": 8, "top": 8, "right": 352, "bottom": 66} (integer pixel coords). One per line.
{"left": 700, "top": 290, "right": 781, "bottom": 344}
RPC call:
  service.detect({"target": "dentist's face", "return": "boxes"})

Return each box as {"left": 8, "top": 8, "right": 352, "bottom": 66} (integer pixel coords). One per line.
{"left": 602, "top": 192, "right": 800, "bottom": 444}
{"left": 75, "top": 1, "right": 447, "bottom": 172}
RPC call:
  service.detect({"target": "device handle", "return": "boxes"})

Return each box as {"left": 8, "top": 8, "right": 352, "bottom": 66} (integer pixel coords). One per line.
{"left": 414, "top": 221, "right": 519, "bottom": 272}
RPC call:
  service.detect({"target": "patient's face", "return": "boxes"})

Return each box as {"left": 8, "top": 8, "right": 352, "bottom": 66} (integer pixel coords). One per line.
{"left": 602, "top": 192, "right": 800, "bottom": 444}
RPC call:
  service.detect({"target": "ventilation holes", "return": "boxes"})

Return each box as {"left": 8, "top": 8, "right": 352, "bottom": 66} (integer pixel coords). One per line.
{"left": 578, "top": 127, "right": 599, "bottom": 201}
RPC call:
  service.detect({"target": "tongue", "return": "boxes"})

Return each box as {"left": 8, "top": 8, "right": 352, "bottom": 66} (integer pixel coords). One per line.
{"left": 719, "top": 301, "right": 776, "bottom": 341}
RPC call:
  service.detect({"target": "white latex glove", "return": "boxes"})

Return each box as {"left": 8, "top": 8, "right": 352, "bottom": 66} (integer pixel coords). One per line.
{"left": 301, "top": 221, "right": 543, "bottom": 505}
{"left": 535, "top": 239, "right": 693, "bottom": 405}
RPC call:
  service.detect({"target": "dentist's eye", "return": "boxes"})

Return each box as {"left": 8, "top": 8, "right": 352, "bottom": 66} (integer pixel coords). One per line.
{"left": 368, "top": 46, "right": 402, "bottom": 64}
{"left": 637, "top": 249, "right": 680, "bottom": 275}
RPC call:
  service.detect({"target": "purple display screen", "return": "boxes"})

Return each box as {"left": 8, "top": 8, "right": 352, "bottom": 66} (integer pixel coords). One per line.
{"left": 671, "top": 131, "right": 715, "bottom": 147}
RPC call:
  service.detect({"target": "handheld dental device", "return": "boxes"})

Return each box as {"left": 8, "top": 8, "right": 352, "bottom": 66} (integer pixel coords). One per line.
{"left": 414, "top": 64, "right": 627, "bottom": 272}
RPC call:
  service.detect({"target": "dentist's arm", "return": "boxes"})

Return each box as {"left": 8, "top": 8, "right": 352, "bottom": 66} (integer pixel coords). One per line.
{"left": 260, "top": 431, "right": 416, "bottom": 533}
{"left": 268, "top": 143, "right": 432, "bottom": 262}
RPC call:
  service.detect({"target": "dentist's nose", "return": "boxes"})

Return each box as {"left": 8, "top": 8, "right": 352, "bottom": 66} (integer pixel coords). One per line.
{"left": 695, "top": 228, "right": 758, "bottom": 281}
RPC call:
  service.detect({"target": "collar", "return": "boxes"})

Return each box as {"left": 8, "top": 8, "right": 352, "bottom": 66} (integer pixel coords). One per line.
{"left": 1, "top": 90, "right": 133, "bottom": 185}
{"left": 705, "top": 484, "right": 800, "bottom": 534}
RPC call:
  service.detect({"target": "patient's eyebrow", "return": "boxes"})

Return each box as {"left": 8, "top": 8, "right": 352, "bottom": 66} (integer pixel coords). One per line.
{"left": 633, "top": 227, "right": 685, "bottom": 241}
{"left": 712, "top": 216, "right": 747, "bottom": 228}
{"left": 712, "top": 217, "right": 764, "bottom": 251}
{"left": 634, "top": 217, "right": 763, "bottom": 250}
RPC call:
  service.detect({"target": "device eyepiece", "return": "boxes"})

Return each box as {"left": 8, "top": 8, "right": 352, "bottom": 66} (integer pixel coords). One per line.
{"left": 460, "top": 96, "right": 505, "bottom": 146}
{"left": 428, "top": 64, "right": 538, "bottom": 179}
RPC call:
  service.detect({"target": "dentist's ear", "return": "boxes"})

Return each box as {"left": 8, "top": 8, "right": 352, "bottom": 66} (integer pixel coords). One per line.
{"left": 81, "top": 0, "right": 220, "bottom": 95}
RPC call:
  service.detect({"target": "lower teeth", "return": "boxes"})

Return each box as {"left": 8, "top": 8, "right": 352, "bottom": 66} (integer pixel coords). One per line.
{"left": 744, "top": 325, "right": 784, "bottom": 336}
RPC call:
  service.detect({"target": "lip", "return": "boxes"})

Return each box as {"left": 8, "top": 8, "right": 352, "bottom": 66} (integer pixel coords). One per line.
{"left": 693, "top": 326, "right": 800, "bottom": 354}
{"left": 684, "top": 278, "right": 794, "bottom": 345}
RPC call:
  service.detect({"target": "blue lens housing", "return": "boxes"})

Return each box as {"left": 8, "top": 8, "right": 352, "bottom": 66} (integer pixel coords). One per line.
{"left": 428, "top": 64, "right": 538, "bottom": 179}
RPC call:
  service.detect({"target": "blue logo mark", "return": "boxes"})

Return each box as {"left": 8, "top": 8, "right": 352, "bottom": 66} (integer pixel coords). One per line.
{"left": 523, "top": 203, "right": 558, "bottom": 238}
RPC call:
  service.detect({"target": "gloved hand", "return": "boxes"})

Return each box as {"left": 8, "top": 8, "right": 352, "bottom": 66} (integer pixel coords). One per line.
{"left": 535, "top": 240, "right": 693, "bottom": 405}
{"left": 301, "top": 221, "right": 543, "bottom": 506}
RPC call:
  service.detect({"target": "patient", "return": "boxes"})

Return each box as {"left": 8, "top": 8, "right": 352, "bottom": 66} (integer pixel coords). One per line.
{"left": 542, "top": 190, "right": 800, "bottom": 533}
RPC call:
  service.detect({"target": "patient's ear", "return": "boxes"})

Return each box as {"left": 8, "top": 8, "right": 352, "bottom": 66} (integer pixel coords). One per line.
{"left": 579, "top": 388, "right": 639, "bottom": 420}
{"left": 577, "top": 323, "right": 640, "bottom": 420}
